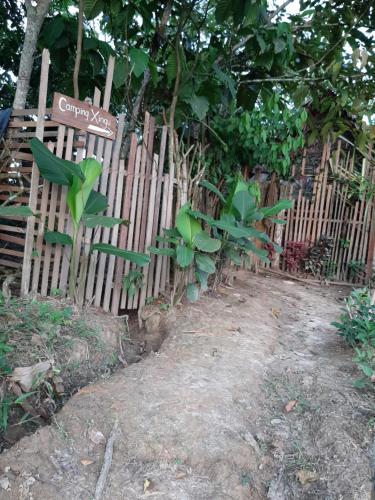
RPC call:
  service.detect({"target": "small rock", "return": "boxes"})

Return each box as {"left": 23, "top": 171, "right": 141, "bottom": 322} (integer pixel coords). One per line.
{"left": 296, "top": 469, "right": 318, "bottom": 485}
{"left": 88, "top": 428, "right": 106, "bottom": 445}
{"left": 80, "top": 458, "right": 95, "bottom": 466}
{"left": 271, "top": 419, "right": 284, "bottom": 425}
{"left": 0, "top": 477, "right": 10, "bottom": 490}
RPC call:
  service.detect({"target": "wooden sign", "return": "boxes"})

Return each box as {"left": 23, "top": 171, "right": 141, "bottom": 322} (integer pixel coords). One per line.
{"left": 51, "top": 92, "right": 117, "bottom": 140}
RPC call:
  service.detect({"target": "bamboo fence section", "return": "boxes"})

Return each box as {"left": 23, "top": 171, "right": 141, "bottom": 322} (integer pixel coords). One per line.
{"left": 0, "top": 50, "right": 175, "bottom": 313}
{"left": 281, "top": 138, "right": 375, "bottom": 283}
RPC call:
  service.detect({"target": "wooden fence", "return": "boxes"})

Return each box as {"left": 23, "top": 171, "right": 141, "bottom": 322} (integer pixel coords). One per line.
{"left": 0, "top": 50, "right": 175, "bottom": 313}
{"left": 281, "top": 137, "right": 375, "bottom": 283}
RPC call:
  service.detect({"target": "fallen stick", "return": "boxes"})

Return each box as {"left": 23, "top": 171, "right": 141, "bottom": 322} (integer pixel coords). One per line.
{"left": 260, "top": 268, "right": 355, "bottom": 287}
{"left": 94, "top": 420, "right": 119, "bottom": 500}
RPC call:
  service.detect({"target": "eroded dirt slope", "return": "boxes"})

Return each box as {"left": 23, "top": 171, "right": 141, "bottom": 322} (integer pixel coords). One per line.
{"left": 0, "top": 273, "right": 373, "bottom": 499}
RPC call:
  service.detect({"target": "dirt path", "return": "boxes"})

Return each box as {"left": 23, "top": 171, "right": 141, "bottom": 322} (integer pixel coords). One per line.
{"left": 0, "top": 273, "right": 374, "bottom": 499}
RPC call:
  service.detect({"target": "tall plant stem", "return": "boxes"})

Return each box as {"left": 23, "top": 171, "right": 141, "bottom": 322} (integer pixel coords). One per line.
{"left": 68, "top": 229, "right": 78, "bottom": 300}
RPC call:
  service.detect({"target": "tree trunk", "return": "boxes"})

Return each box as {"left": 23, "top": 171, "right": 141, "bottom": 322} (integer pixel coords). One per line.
{"left": 73, "top": 0, "right": 84, "bottom": 99}
{"left": 13, "top": 0, "right": 51, "bottom": 110}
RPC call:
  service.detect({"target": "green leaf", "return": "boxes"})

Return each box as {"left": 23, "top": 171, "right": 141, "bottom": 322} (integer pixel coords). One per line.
{"left": 195, "top": 253, "right": 216, "bottom": 274}
{"left": 195, "top": 269, "right": 209, "bottom": 291}
{"left": 90, "top": 243, "right": 150, "bottom": 266}
{"left": 200, "top": 180, "right": 226, "bottom": 203}
{"left": 84, "top": 191, "right": 108, "bottom": 214}
{"left": 176, "top": 206, "right": 202, "bottom": 246}
{"left": 44, "top": 231, "right": 73, "bottom": 246}
{"left": 226, "top": 247, "right": 242, "bottom": 265}
{"left": 30, "top": 138, "right": 85, "bottom": 186}
{"left": 82, "top": 215, "right": 127, "bottom": 228}
{"left": 259, "top": 199, "right": 293, "bottom": 217}
{"left": 176, "top": 245, "right": 194, "bottom": 268}
{"left": 189, "top": 95, "right": 209, "bottom": 121}
{"left": 83, "top": 0, "right": 104, "bottom": 19}
{"left": 273, "top": 38, "right": 286, "bottom": 54}
{"left": 42, "top": 17, "right": 64, "bottom": 47}
{"left": 186, "top": 209, "right": 214, "bottom": 225}
{"left": 113, "top": 58, "right": 127, "bottom": 89}
{"left": 129, "top": 48, "right": 149, "bottom": 78}
{"left": 67, "top": 158, "right": 102, "bottom": 228}
{"left": 166, "top": 50, "right": 177, "bottom": 84}
{"left": 232, "top": 190, "right": 256, "bottom": 221}
{"left": 148, "top": 246, "right": 175, "bottom": 257}
{"left": 215, "top": 0, "right": 232, "bottom": 22}
{"left": 193, "top": 231, "right": 221, "bottom": 253}
{"left": 15, "top": 391, "right": 36, "bottom": 404}
{"left": 256, "top": 35, "right": 267, "bottom": 54}
{"left": 186, "top": 283, "right": 199, "bottom": 302}
{"left": 0, "top": 205, "right": 33, "bottom": 217}
{"left": 155, "top": 235, "right": 179, "bottom": 245}
{"left": 271, "top": 218, "right": 287, "bottom": 225}
{"left": 212, "top": 220, "right": 261, "bottom": 239}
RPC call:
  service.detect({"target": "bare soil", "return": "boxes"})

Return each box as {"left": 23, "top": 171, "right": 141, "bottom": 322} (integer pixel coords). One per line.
{"left": 0, "top": 272, "right": 374, "bottom": 499}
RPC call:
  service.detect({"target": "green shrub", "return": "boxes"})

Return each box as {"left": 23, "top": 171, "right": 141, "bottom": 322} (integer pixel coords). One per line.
{"left": 332, "top": 288, "right": 375, "bottom": 383}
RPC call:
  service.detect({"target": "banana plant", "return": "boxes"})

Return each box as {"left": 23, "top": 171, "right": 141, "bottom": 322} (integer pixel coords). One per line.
{"left": 151, "top": 175, "right": 292, "bottom": 303}
{"left": 149, "top": 204, "right": 221, "bottom": 303}
{"left": 196, "top": 175, "right": 292, "bottom": 270}
{"left": 30, "top": 138, "right": 149, "bottom": 302}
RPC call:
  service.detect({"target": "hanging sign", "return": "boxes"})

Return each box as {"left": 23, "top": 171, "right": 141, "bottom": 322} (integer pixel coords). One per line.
{"left": 51, "top": 92, "right": 117, "bottom": 140}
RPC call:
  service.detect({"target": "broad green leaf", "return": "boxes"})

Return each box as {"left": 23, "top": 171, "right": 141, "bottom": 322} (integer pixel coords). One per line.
{"left": 84, "top": 191, "right": 108, "bottom": 214}
{"left": 91, "top": 243, "right": 150, "bottom": 266}
{"left": 200, "top": 180, "right": 226, "bottom": 203}
{"left": 224, "top": 174, "right": 249, "bottom": 215}
{"left": 186, "top": 283, "right": 199, "bottom": 302}
{"left": 213, "top": 64, "right": 236, "bottom": 99}
{"left": 193, "top": 231, "right": 221, "bottom": 253}
{"left": 232, "top": 190, "right": 256, "bottom": 221}
{"left": 0, "top": 205, "right": 33, "bottom": 217}
{"left": 44, "top": 231, "right": 73, "bottom": 246}
{"left": 30, "top": 138, "right": 85, "bottom": 186}
{"left": 113, "top": 58, "right": 127, "bottom": 89}
{"left": 271, "top": 218, "right": 287, "bottom": 225}
{"left": 226, "top": 247, "right": 242, "bottom": 266}
{"left": 186, "top": 209, "right": 215, "bottom": 225}
{"left": 155, "top": 235, "right": 179, "bottom": 245}
{"left": 195, "top": 253, "right": 216, "bottom": 274}
{"left": 83, "top": 0, "right": 104, "bottom": 18}
{"left": 176, "top": 207, "right": 202, "bottom": 246}
{"left": 148, "top": 246, "right": 175, "bottom": 257}
{"left": 129, "top": 48, "right": 149, "bottom": 78}
{"left": 260, "top": 199, "right": 293, "bottom": 217}
{"left": 189, "top": 95, "right": 209, "bottom": 121}
{"left": 212, "top": 220, "right": 261, "bottom": 239}
{"left": 42, "top": 17, "right": 64, "bottom": 47}
{"left": 82, "top": 215, "right": 127, "bottom": 228}
{"left": 195, "top": 269, "right": 209, "bottom": 291}
{"left": 176, "top": 245, "right": 194, "bottom": 268}
{"left": 164, "top": 227, "right": 180, "bottom": 238}
{"left": 67, "top": 158, "right": 102, "bottom": 228}
{"left": 247, "top": 241, "right": 270, "bottom": 263}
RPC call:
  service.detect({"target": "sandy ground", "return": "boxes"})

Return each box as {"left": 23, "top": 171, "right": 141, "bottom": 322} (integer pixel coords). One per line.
{"left": 0, "top": 272, "right": 373, "bottom": 499}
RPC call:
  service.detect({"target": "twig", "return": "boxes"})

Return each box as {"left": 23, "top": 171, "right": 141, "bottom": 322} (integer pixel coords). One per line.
{"left": 94, "top": 420, "right": 119, "bottom": 500}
